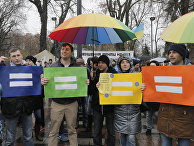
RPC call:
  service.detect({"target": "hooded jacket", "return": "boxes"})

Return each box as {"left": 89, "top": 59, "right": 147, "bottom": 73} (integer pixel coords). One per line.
{"left": 114, "top": 58, "right": 141, "bottom": 134}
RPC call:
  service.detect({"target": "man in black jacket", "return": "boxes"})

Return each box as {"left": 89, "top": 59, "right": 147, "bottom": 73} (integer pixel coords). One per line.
{"left": 90, "top": 55, "right": 117, "bottom": 146}
{"left": 0, "top": 49, "right": 34, "bottom": 146}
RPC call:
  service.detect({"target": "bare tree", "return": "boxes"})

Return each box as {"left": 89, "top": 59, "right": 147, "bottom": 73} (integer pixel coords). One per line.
{"left": 105, "top": 0, "right": 141, "bottom": 25}
{"left": 28, "top": 0, "right": 49, "bottom": 52}
{"left": 0, "top": 0, "right": 25, "bottom": 55}
{"left": 152, "top": 1, "right": 166, "bottom": 56}
{"left": 50, "top": 0, "right": 76, "bottom": 25}
{"left": 49, "top": 0, "right": 76, "bottom": 56}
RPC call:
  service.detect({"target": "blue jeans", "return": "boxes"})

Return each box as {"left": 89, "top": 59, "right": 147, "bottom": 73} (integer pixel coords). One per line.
{"left": 59, "top": 115, "right": 66, "bottom": 134}
{"left": 93, "top": 109, "right": 115, "bottom": 146}
{"left": 34, "top": 109, "right": 44, "bottom": 136}
{"left": 120, "top": 133, "right": 136, "bottom": 146}
{"left": 4, "top": 113, "right": 34, "bottom": 146}
{"left": 160, "top": 133, "right": 190, "bottom": 146}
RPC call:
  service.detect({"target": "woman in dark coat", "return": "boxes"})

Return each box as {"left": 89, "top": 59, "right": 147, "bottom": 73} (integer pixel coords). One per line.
{"left": 114, "top": 57, "right": 141, "bottom": 146}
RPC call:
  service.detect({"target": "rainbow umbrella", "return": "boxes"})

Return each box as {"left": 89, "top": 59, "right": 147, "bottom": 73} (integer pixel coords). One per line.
{"left": 49, "top": 13, "right": 136, "bottom": 45}
{"left": 161, "top": 11, "right": 194, "bottom": 43}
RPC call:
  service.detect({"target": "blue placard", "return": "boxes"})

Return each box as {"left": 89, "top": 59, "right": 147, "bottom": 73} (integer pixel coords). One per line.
{"left": 0, "top": 66, "right": 43, "bottom": 97}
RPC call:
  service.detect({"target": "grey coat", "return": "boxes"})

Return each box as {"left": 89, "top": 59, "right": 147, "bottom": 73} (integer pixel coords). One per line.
{"left": 114, "top": 63, "right": 141, "bottom": 134}
{"left": 114, "top": 104, "right": 141, "bottom": 134}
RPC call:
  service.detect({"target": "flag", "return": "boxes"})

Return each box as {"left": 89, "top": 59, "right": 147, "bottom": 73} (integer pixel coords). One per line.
{"left": 133, "top": 23, "right": 144, "bottom": 39}
{"left": 99, "top": 73, "right": 142, "bottom": 105}
{"left": 0, "top": 66, "right": 43, "bottom": 97}
{"left": 43, "top": 67, "right": 87, "bottom": 98}
{"left": 142, "top": 65, "right": 194, "bottom": 106}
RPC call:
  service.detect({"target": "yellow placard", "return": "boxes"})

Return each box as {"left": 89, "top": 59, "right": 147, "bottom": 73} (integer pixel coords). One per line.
{"left": 99, "top": 73, "right": 142, "bottom": 105}
{"left": 99, "top": 73, "right": 112, "bottom": 94}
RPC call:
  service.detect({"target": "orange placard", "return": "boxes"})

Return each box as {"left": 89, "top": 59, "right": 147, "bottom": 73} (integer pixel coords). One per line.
{"left": 142, "top": 65, "right": 194, "bottom": 106}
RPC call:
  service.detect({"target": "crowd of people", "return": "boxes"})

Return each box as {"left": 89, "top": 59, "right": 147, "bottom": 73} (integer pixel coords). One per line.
{"left": 0, "top": 43, "right": 193, "bottom": 146}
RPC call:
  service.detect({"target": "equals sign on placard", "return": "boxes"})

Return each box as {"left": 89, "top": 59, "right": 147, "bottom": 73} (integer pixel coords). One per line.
{"left": 111, "top": 82, "right": 133, "bottom": 96}
{"left": 9, "top": 73, "right": 33, "bottom": 87}
{"left": 54, "top": 76, "right": 77, "bottom": 90}
{"left": 154, "top": 76, "right": 183, "bottom": 94}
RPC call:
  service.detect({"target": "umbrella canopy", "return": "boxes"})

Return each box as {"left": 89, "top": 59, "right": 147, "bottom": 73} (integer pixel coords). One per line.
{"left": 132, "top": 57, "right": 140, "bottom": 61}
{"left": 161, "top": 11, "right": 194, "bottom": 43}
{"left": 49, "top": 13, "right": 136, "bottom": 45}
{"left": 150, "top": 57, "right": 166, "bottom": 62}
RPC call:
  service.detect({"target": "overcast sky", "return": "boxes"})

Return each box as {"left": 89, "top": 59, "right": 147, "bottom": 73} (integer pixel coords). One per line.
{"left": 22, "top": 0, "right": 101, "bottom": 35}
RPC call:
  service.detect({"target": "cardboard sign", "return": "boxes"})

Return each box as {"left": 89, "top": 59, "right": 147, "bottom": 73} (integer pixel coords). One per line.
{"left": 44, "top": 67, "right": 87, "bottom": 98}
{"left": 142, "top": 65, "right": 194, "bottom": 106}
{"left": 0, "top": 66, "right": 43, "bottom": 97}
{"left": 99, "top": 73, "right": 142, "bottom": 105}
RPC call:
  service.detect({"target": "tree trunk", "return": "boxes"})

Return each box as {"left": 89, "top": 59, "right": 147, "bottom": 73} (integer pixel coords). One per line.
{"left": 40, "top": 15, "right": 47, "bottom": 52}
{"left": 29, "top": 0, "right": 48, "bottom": 53}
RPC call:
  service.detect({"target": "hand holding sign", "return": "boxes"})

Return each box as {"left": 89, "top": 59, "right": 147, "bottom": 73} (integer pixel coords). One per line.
{"left": 0, "top": 56, "right": 8, "bottom": 63}
{"left": 41, "top": 74, "right": 49, "bottom": 85}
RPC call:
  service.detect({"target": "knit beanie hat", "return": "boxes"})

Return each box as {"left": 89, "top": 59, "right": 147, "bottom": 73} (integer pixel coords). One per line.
{"left": 118, "top": 57, "right": 131, "bottom": 72}
{"left": 168, "top": 44, "right": 187, "bottom": 59}
{"left": 98, "top": 55, "right": 110, "bottom": 67}
{"left": 25, "top": 56, "right": 37, "bottom": 65}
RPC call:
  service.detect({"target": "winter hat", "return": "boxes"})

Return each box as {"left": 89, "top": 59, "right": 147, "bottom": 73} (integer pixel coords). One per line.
{"left": 25, "top": 56, "right": 37, "bottom": 65}
{"left": 98, "top": 55, "right": 110, "bottom": 67}
{"left": 168, "top": 44, "right": 187, "bottom": 59}
{"left": 118, "top": 57, "right": 131, "bottom": 71}
{"left": 118, "top": 57, "right": 131, "bottom": 65}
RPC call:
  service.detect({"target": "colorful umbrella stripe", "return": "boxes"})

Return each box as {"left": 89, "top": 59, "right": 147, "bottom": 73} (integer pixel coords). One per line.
{"left": 49, "top": 13, "right": 136, "bottom": 45}
{"left": 161, "top": 11, "right": 194, "bottom": 43}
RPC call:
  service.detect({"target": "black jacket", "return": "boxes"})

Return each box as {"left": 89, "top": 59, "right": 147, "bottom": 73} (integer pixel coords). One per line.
{"left": 0, "top": 63, "right": 37, "bottom": 119}
{"left": 90, "top": 67, "right": 117, "bottom": 114}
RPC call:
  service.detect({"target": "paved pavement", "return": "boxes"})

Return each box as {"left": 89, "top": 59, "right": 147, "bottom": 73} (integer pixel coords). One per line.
{"left": 1, "top": 99, "right": 194, "bottom": 146}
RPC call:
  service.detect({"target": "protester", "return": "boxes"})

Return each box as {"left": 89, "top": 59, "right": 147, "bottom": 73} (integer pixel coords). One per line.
{"left": 0, "top": 49, "right": 35, "bottom": 146}
{"left": 145, "top": 60, "right": 160, "bottom": 135}
{"left": 90, "top": 56, "right": 98, "bottom": 81}
{"left": 111, "top": 59, "right": 116, "bottom": 67}
{"left": 142, "top": 44, "right": 194, "bottom": 146}
{"left": 114, "top": 57, "right": 141, "bottom": 146}
{"left": 86, "top": 57, "right": 92, "bottom": 71}
{"left": 25, "top": 56, "right": 45, "bottom": 141}
{"left": 38, "top": 60, "right": 42, "bottom": 66}
{"left": 41, "top": 43, "right": 89, "bottom": 146}
{"left": 76, "top": 58, "right": 87, "bottom": 128}
{"left": 112, "top": 59, "right": 119, "bottom": 72}
{"left": 163, "top": 59, "right": 170, "bottom": 66}
{"left": 44, "top": 61, "right": 49, "bottom": 67}
{"left": 91, "top": 55, "right": 117, "bottom": 146}
{"left": 85, "top": 56, "right": 98, "bottom": 131}
{"left": 132, "top": 60, "right": 141, "bottom": 72}
{"left": 49, "top": 59, "right": 53, "bottom": 66}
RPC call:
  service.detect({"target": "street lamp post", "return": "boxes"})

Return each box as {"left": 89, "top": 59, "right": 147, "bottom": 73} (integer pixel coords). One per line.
{"left": 150, "top": 17, "right": 155, "bottom": 58}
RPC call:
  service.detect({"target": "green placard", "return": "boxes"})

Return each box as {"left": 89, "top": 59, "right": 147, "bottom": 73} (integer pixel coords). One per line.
{"left": 44, "top": 67, "right": 87, "bottom": 98}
